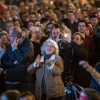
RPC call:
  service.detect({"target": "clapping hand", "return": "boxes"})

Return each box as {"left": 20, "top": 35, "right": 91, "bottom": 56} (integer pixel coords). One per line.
{"left": 79, "top": 60, "right": 90, "bottom": 70}
{"left": 45, "top": 59, "right": 52, "bottom": 66}
{"left": 35, "top": 54, "right": 41, "bottom": 63}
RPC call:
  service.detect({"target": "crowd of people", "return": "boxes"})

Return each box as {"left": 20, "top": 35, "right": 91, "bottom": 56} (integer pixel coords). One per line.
{"left": 0, "top": 0, "right": 100, "bottom": 100}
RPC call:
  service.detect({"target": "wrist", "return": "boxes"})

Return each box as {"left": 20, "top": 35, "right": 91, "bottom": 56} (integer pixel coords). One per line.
{"left": 12, "top": 47, "right": 17, "bottom": 51}
{"left": 33, "top": 62, "right": 39, "bottom": 68}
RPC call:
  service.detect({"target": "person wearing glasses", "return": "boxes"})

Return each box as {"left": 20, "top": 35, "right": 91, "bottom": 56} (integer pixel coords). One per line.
{"left": 1, "top": 26, "right": 34, "bottom": 93}
{"left": 68, "top": 32, "right": 90, "bottom": 88}
{"left": 27, "top": 39, "right": 65, "bottom": 100}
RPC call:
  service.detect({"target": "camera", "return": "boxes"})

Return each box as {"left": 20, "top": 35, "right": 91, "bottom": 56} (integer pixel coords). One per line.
{"left": 59, "top": 34, "right": 68, "bottom": 39}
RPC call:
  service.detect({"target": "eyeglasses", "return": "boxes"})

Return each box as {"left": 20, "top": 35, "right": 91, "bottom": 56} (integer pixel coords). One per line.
{"left": 73, "top": 37, "right": 80, "bottom": 40}
{"left": 46, "top": 45, "right": 55, "bottom": 48}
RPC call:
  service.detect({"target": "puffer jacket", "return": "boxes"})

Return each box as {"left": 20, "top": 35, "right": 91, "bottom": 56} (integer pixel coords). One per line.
{"left": 1, "top": 38, "right": 34, "bottom": 82}
{"left": 27, "top": 54, "right": 65, "bottom": 100}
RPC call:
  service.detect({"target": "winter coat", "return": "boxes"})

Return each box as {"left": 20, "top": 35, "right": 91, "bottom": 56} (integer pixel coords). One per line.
{"left": 27, "top": 54, "right": 65, "bottom": 100}
{"left": 1, "top": 38, "right": 34, "bottom": 82}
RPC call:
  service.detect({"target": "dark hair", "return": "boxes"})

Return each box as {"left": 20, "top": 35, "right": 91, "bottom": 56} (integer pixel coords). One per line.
{"left": 21, "top": 28, "right": 29, "bottom": 37}
{"left": 1, "top": 90, "right": 20, "bottom": 100}
{"left": 83, "top": 16, "right": 89, "bottom": 18}
{"left": 29, "top": 12, "right": 36, "bottom": 16}
{"left": 40, "top": 17, "right": 49, "bottom": 24}
{"left": 49, "top": 19, "right": 56, "bottom": 24}
{"left": 46, "top": 23, "right": 53, "bottom": 28}
{"left": 17, "top": 91, "right": 35, "bottom": 100}
{"left": 68, "top": 11, "right": 74, "bottom": 14}
{"left": 81, "top": 88, "right": 100, "bottom": 100}
{"left": 34, "top": 3, "right": 40, "bottom": 7}
{"left": 81, "top": 9, "right": 87, "bottom": 12}
{"left": 14, "top": 19, "right": 23, "bottom": 28}
{"left": 51, "top": 23, "right": 61, "bottom": 30}
{"left": 89, "top": 14, "right": 99, "bottom": 20}
{"left": 21, "top": 28, "right": 28, "bottom": 32}
{"left": 50, "top": 23, "right": 62, "bottom": 34}
{"left": 24, "top": 14, "right": 29, "bottom": 18}
{"left": 54, "top": 7, "right": 60, "bottom": 11}
{"left": 3, "top": 10, "right": 10, "bottom": 14}
{"left": 78, "top": 20, "right": 88, "bottom": 27}
{"left": 6, "top": 20, "right": 14, "bottom": 24}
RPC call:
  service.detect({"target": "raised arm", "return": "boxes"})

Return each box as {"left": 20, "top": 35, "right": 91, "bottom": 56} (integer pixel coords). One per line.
{"left": 79, "top": 60, "right": 100, "bottom": 85}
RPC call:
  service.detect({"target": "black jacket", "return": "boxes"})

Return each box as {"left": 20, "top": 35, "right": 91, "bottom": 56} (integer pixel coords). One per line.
{"left": 1, "top": 38, "right": 34, "bottom": 82}
{"left": 70, "top": 41, "right": 90, "bottom": 88}
{"left": 59, "top": 40, "right": 90, "bottom": 88}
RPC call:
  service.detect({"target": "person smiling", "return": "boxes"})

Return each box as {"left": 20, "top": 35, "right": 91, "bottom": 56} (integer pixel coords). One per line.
{"left": 27, "top": 39, "right": 65, "bottom": 100}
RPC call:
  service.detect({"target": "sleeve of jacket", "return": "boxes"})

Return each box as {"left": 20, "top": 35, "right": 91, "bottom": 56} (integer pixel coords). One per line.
{"left": 12, "top": 40, "right": 34, "bottom": 64}
{"left": 1, "top": 48, "right": 14, "bottom": 69}
{"left": 70, "top": 41, "right": 88, "bottom": 60}
{"left": 48, "top": 56, "right": 63, "bottom": 76}
{"left": 90, "top": 62, "right": 100, "bottom": 91}
{"left": 89, "top": 37, "right": 95, "bottom": 57}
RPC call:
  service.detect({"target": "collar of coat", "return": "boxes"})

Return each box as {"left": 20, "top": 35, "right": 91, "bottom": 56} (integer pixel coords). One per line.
{"left": 40, "top": 54, "right": 56, "bottom": 62}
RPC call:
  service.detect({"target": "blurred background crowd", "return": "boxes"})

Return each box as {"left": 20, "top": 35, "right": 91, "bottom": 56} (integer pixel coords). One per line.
{"left": 0, "top": 0, "right": 100, "bottom": 100}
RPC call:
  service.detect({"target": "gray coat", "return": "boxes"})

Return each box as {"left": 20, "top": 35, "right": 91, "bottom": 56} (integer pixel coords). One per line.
{"left": 27, "top": 54, "right": 65, "bottom": 100}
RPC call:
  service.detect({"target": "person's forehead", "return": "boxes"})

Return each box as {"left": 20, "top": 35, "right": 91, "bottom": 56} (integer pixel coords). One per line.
{"left": 75, "top": 10, "right": 80, "bottom": 13}
{"left": 74, "top": 34, "right": 81, "bottom": 37}
{"left": 1, "top": 34, "right": 8, "bottom": 37}
{"left": 78, "top": 22, "right": 85, "bottom": 25}
{"left": 6, "top": 22, "right": 13, "bottom": 25}
{"left": 52, "top": 28, "right": 60, "bottom": 32}
{"left": 28, "top": 22, "right": 34, "bottom": 24}
{"left": 90, "top": 17, "right": 98, "bottom": 20}
{"left": 48, "top": 24, "right": 53, "bottom": 27}
{"left": 15, "top": 20, "right": 20, "bottom": 23}
{"left": 68, "top": 12, "right": 74, "bottom": 15}
{"left": 30, "top": 14, "right": 35, "bottom": 17}
{"left": 36, "top": 13, "right": 41, "bottom": 16}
